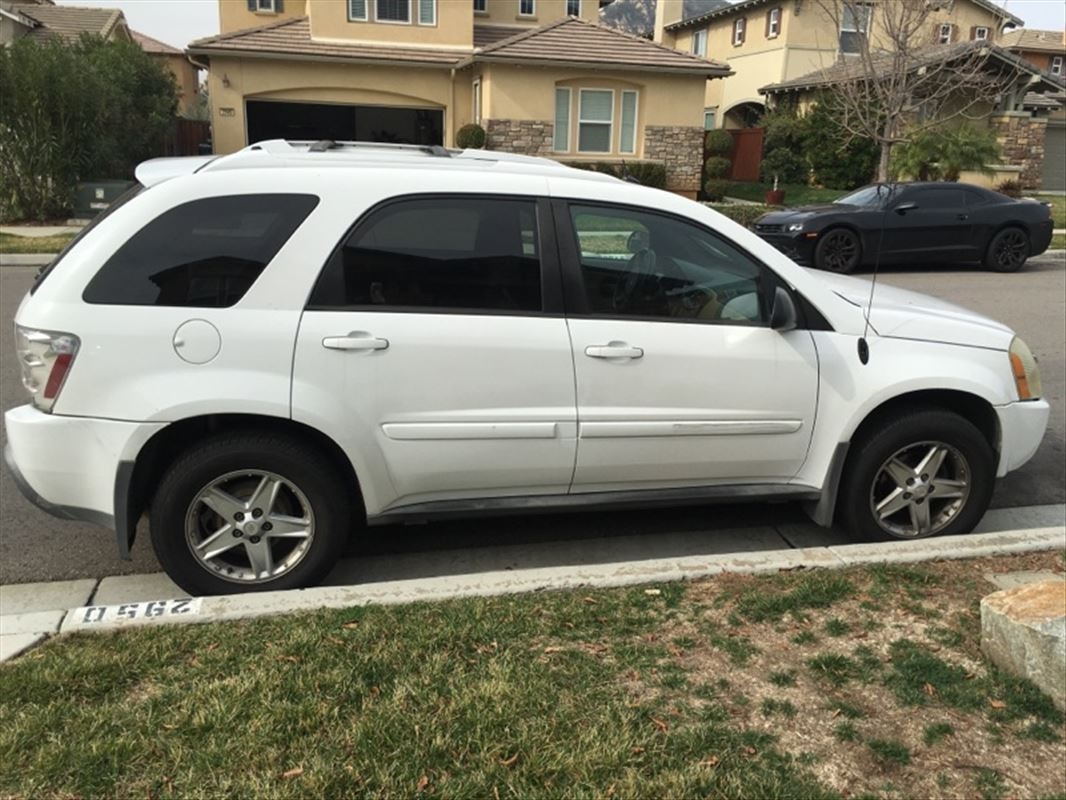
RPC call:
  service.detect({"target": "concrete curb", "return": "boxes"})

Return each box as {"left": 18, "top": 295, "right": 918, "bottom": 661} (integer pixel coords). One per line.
{"left": 0, "top": 253, "right": 53, "bottom": 267}
{"left": 0, "top": 524, "right": 1059, "bottom": 662}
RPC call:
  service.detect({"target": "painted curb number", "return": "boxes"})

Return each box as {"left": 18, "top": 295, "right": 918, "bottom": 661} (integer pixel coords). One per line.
{"left": 72, "top": 598, "right": 202, "bottom": 626}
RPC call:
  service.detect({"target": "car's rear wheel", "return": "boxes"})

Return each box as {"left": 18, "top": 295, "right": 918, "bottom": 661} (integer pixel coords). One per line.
{"left": 814, "top": 228, "right": 861, "bottom": 273}
{"left": 838, "top": 408, "right": 994, "bottom": 541}
{"left": 150, "top": 432, "right": 350, "bottom": 596}
{"left": 984, "top": 227, "right": 1029, "bottom": 273}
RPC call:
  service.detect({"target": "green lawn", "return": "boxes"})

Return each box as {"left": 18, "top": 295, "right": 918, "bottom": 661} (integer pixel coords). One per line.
{"left": 1050, "top": 233, "right": 1065, "bottom": 250}
{"left": 0, "top": 232, "right": 74, "bottom": 255}
{"left": 1035, "top": 194, "right": 1066, "bottom": 228}
{"left": 724, "top": 181, "right": 846, "bottom": 206}
{"left": 3, "top": 552, "right": 1063, "bottom": 799}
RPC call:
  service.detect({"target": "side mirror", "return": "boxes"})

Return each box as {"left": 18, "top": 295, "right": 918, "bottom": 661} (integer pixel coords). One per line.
{"left": 771, "top": 286, "right": 798, "bottom": 332}
{"left": 894, "top": 201, "right": 918, "bottom": 215}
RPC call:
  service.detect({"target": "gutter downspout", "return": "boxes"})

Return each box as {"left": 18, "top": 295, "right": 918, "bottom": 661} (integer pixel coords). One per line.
{"left": 449, "top": 67, "right": 457, "bottom": 148}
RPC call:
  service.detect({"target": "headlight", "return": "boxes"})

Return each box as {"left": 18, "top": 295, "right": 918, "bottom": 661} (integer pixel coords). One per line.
{"left": 1009, "top": 336, "right": 1042, "bottom": 401}
{"left": 787, "top": 223, "right": 804, "bottom": 232}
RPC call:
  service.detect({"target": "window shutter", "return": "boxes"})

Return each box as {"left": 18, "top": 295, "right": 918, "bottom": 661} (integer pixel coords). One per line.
{"left": 950, "top": 23, "right": 957, "bottom": 42}
{"left": 740, "top": 18, "right": 746, "bottom": 44}
{"left": 275, "top": 0, "right": 284, "bottom": 11}
{"left": 247, "top": 0, "right": 256, "bottom": 10}
{"left": 932, "top": 23, "right": 941, "bottom": 43}
{"left": 765, "top": 10, "right": 771, "bottom": 37}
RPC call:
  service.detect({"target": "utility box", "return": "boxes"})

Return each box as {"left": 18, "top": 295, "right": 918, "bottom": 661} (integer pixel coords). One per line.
{"left": 74, "top": 181, "right": 135, "bottom": 219}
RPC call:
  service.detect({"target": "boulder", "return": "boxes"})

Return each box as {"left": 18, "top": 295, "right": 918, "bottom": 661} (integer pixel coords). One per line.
{"left": 981, "top": 579, "right": 1066, "bottom": 710}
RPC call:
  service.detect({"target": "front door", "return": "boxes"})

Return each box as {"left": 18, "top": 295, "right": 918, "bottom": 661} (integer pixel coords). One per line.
{"left": 292, "top": 195, "right": 576, "bottom": 513}
{"left": 558, "top": 202, "right": 819, "bottom": 492}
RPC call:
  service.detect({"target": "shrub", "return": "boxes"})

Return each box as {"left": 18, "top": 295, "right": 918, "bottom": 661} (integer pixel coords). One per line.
{"left": 704, "top": 129, "right": 734, "bottom": 157}
{"left": 760, "top": 147, "right": 805, "bottom": 185}
{"left": 567, "top": 160, "right": 666, "bottom": 189}
{"left": 704, "top": 155, "right": 732, "bottom": 179}
{"left": 703, "top": 179, "right": 731, "bottom": 201}
{"left": 891, "top": 123, "right": 999, "bottom": 182}
{"left": 995, "top": 179, "right": 1023, "bottom": 198}
{"left": 455, "top": 123, "right": 486, "bottom": 149}
{"left": 705, "top": 203, "right": 772, "bottom": 227}
{"left": 803, "top": 99, "right": 878, "bottom": 189}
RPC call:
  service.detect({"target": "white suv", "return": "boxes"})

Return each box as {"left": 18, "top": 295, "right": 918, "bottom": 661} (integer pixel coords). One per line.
{"left": 4, "top": 141, "right": 1049, "bottom": 596}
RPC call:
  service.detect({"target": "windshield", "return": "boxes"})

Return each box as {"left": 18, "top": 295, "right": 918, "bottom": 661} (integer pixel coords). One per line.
{"left": 835, "top": 184, "right": 895, "bottom": 208}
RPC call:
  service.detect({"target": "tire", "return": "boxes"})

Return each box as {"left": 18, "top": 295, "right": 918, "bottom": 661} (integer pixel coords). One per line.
{"left": 814, "top": 228, "right": 862, "bottom": 273}
{"left": 150, "top": 431, "right": 351, "bottom": 596}
{"left": 838, "top": 408, "right": 994, "bottom": 542}
{"left": 984, "top": 227, "right": 1029, "bottom": 273}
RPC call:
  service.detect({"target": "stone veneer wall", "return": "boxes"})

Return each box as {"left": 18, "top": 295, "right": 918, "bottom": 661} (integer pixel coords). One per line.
{"left": 485, "top": 119, "right": 703, "bottom": 197}
{"left": 991, "top": 114, "right": 1048, "bottom": 189}
{"left": 485, "top": 119, "right": 554, "bottom": 157}
{"left": 643, "top": 125, "right": 704, "bottom": 197}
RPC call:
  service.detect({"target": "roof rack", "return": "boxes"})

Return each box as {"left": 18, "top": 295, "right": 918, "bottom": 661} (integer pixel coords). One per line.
{"left": 288, "top": 140, "right": 453, "bottom": 157}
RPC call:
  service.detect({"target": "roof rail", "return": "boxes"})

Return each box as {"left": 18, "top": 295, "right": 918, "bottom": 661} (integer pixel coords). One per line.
{"left": 281, "top": 140, "right": 453, "bottom": 157}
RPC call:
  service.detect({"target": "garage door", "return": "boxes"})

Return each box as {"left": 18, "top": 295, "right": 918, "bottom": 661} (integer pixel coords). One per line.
{"left": 1041, "top": 123, "right": 1065, "bottom": 192}
{"left": 246, "top": 100, "right": 444, "bottom": 147}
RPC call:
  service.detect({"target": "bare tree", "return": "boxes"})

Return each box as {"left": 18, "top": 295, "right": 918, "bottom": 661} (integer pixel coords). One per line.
{"left": 809, "top": 0, "right": 1030, "bottom": 180}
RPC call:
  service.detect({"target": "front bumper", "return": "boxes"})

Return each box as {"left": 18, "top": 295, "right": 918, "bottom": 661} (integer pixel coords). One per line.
{"left": 3, "top": 405, "right": 165, "bottom": 548}
{"left": 995, "top": 398, "right": 1050, "bottom": 476}
{"left": 752, "top": 231, "right": 817, "bottom": 265}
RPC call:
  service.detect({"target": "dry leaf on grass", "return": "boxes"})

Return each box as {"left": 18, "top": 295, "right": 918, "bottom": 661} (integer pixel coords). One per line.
{"left": 644, "top": 589, "right": 662, "bottom": 596}
{"left": 700, "top": 755, "right": 720, "bottom": 767}
{"left": 651, "top": 717, "right": 669, "bottom": 733}
{"left": 280, "top": 766, "right": 304, "bottom": 780}
{"left": 923, "top": 682, "right": 937, "bottom": 697}
{"left": 543, "top": 646, "right": 564, "bottom": 654}
{"left": 417, "top": 775, "right": 430, "bottom": 792}
{"left": 990, "top": 699, "right": 1007, "bottom": 709}
{"left": 583, "top": 596, "right": 598, "bottom": 605}
{"left": 631, "top": 746, "right": 645, "bottom": 754}
{"left": 342, "top": 621, "right": 359, "bottom": 630}
{"left": 500, "top": 754, "right": 519, "bottom": 767}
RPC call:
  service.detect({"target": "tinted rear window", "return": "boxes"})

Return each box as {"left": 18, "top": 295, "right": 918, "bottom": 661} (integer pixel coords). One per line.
{"left": 83, "top": 194, "right": 319, "bottom": 307}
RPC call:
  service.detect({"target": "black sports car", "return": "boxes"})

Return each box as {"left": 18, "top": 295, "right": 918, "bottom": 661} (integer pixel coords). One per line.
{"left": 751, "top": 182, "right": 1054, "bottom": 273}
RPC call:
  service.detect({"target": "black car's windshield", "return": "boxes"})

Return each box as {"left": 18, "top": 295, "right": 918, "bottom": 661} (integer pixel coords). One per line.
{"left": 835, "top": 185, "right": 895, "bottom": 208}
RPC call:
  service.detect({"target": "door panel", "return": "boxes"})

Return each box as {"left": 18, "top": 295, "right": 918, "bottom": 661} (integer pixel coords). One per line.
{"left": 559, "top": 202, "right": 819, "bottom": 491}
{"left": 882, "top": 188, "right": 974, "bottom": 259}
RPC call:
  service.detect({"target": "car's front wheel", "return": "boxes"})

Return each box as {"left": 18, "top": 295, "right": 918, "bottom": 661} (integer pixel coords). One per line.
{"left": 814, "top": 228, "right": 862, "bottom": 273}
{"left": 984, "top": 227, "right": 1030, "bottom": 273}
{"left": 150, "top": 431, "right": 351, "bottom": 596}
{"left": 838, "top": 408, "right": 994, "bottom": 541}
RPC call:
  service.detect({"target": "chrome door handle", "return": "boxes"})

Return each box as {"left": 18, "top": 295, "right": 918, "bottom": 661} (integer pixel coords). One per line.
{"left": 956, "top": 214, "right": 968, "bottom": 221}
{"left": 322, "top": 333, "right": 389, "bottom": 351}
{"left": 585, "top": 343, "right": 644, "bottom": 359}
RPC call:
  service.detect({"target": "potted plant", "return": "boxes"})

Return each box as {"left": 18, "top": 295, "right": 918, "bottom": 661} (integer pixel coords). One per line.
{"left": 765, "top": 175, "right": 785, "bottom": 206}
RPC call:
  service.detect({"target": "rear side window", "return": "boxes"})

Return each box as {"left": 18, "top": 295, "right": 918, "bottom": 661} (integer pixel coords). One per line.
{"left": 307, "top": 196, "right": 542, "bottom": 313}
{"left": 83, "top": 194, "right": 319, "bottom": 307}
{"left": 916, "top": 188, "right": 966, "bottom": 209}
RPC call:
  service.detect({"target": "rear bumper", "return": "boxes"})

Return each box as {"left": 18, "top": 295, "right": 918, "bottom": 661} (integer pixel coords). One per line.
{"left": 1030, "top": 220, "right": 1054, "bottom": 256}
{"left": 995, "top": 398, "right": 1050, "bottom": 476}
{"left": 3, "top": 405, "right": 165, "bottom": 552}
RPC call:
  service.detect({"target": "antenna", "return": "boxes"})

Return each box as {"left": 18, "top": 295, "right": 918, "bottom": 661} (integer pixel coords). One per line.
{"left": 858, "top": 182, "right": 890, "bottom": 365}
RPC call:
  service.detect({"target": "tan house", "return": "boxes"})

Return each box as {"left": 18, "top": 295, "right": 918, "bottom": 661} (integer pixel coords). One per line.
{"left": 131, "top": 30, "right": 201, "bottom": 117}
{"left": 187, "top": 0, "right": 731, "bottom": 197}
{"left": 1000, "top": 28, "right": 1066, "bottom": 190}
{"left": 652, "top": 0, "right": 1022, "bottom": 131}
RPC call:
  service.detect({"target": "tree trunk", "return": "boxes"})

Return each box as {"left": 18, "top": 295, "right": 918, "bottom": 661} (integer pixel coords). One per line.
{"left": 877, "top": 140, "right": 892, "bottom": 182}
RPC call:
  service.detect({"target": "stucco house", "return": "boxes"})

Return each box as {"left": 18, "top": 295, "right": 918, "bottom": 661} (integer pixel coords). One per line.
{"left": 1000, "top": 28, "right": 1066, "bottom": 191}
{"left": 131, "top": 30, "right": 201, "bottom": 118}
{"left": 187, "top": 0, "right": 731, "bottom": 197}
{"left": 0, "top": 0, "right": 130, "bottom": 44}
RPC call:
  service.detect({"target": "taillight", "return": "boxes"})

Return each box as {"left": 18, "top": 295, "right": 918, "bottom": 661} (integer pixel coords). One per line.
{"left": 15, "top": 326, "right": 80, "bottom": 412}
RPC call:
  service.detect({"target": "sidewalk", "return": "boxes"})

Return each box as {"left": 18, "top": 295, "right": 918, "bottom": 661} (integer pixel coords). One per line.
{"left": 2, "top": 503, "right": 1062, "bottom": 662}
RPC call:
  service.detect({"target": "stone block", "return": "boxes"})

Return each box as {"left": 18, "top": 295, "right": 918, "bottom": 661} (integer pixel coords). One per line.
{"left": 981, "top": 580, "right": 1066, "bottom": 710}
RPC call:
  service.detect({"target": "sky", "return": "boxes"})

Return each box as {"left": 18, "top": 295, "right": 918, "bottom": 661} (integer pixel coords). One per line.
{"left": 57, "top": 0, "right": 1066, "bottom": 51}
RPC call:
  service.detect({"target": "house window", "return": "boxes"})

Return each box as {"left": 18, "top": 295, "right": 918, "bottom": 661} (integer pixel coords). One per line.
{"left": 567, "top": 0, "right": 580, "bottom": 16}
{"left": 839, "top": 2, "right": 870, "bottom": 54}
{"left": 620, "top": 91, "right": 638, "bottom": 154}
{"left": 349, "top": 0, "right": 368, "bottom": 21}
{"left": 519, "top": 0, "right": 535, "bottom": 16}
{"left": 418, "top": 0, "right": 435, "bottom": 25}
{"left": 473, "top": 0, "right": 486, "bottom": 11}
{"left": 554, "top": 87, "right": 571, "bottom": 152}
{"left": 256, "top": 0, "right": 276, "bottom": 11}
{"left": 473, "top": 78, "right": 482, "bottom": 125}
{"left": 937, "top": 23, "right": 953, "bottom": 44}
{"left": 766, "top": 7, "right": 781, "bottom": 38}
{"left": 704, "top": 108, "right": 716, "bottom": 129}
{"left": 376, "top": 0, "right": 410, "bottom": 22}
{"left": 972, "top": 26, "right": 989, "bottom": 41}
{"left": 1052, "top": 56, "right": 1063, "bottom": 76}
{"left": 578, "top": 89, "right": 613, "bottom": 153}
{"left": 733, "top": 17, "right": 746, "bottom": 46}
{"left": 692, "top": 28, "right": 708, "bottom": 56}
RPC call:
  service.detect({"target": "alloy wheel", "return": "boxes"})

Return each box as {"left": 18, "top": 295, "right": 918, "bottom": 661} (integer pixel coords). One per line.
{"left": 993, "top": 230, "right": 1028, "bottom": 271}
{"left": 821, "top": 231, "right": 858, "bottom": 272}
{"left": 868, "top": 441, "right": 971, "bottom": 538}
{"left": 184, "top": 470, "right": 316, "bottom": 584}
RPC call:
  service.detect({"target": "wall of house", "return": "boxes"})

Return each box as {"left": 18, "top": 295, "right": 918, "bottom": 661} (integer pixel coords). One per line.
{"left": 475, "top": 0, "right": 598, "bottom": 27}
{"left": 218, "top": 0, "right": 306, "bottom": 35}
{"left": 920, "top": 0, "right": 1007, "bottom": 45}
{"left": 991, "top": 112, "right": 1049, "bottom": 188}
{"left": 206, "top": 55, "right": 458, "bottom": 152}
{"left": 308, "top": 0, "right": 473, "bottom": 48}
{"left": 158, "top": 53, "right": 200, "bottom": 116}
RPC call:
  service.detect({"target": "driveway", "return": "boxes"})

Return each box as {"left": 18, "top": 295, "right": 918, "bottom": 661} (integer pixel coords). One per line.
{"left": 1, "top": 254, "right": 1063, "bottom": 585}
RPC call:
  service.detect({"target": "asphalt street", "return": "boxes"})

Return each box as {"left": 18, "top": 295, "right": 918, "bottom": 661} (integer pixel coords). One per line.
{"left": 1, "top": 253, "right": 1063, "bottom": 584}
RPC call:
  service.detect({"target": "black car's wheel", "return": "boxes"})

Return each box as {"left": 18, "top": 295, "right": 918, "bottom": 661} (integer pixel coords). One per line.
{"left": 838, "top": 408, "right": 994, "bottom": 541}
{"left": 984, "top": 227, "right": 1030, "bottom": 273}
{"left": 150, "top": 431, "right": 351, "bottom": 596}
{"left": 815, "top": 228, "right": 862, "bottom": 273}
